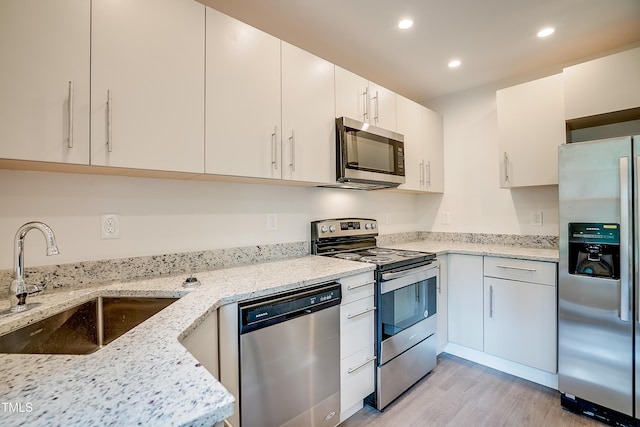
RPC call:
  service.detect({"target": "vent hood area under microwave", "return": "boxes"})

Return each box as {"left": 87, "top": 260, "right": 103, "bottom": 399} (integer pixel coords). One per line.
{"left": 320, "top": 117, "right": 406, "bottom": 190}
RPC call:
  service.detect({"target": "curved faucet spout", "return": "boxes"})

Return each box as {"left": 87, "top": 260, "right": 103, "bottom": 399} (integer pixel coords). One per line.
{"left": 10, "top": 221, "right": 60, "bottom": 313}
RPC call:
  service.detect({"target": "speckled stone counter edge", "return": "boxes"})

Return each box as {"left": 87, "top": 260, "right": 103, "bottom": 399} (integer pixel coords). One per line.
{"left": 0, "top": 232, "right": 558, "bottom": 298}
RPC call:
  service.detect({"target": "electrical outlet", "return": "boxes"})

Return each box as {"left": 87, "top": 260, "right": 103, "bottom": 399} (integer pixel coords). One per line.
{"left": 441, "top": 211, "right": 451, "bottom": 225}
{"left": 267, "top": 213, "right": 278, "bottom": 231}
{"left": 531, "top": 210, "right": 543, "bottom": 227}
{"left": 101, "top": 214, "right": 120, "bottom": 239}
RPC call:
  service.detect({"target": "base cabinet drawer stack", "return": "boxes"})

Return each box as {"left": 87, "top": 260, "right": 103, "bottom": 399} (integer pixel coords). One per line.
{"left": 339, "top": 272, "right": 376, "bottom": 423}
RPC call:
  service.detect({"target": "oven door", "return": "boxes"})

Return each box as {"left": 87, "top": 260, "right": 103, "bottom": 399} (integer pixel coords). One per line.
{"left": 378, "top": 262, "right": 439, "bottom": 365}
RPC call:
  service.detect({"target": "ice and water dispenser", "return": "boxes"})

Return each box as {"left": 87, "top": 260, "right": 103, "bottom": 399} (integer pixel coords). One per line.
{"left": 568, "top": 223, "right": 620, "bottom": 279}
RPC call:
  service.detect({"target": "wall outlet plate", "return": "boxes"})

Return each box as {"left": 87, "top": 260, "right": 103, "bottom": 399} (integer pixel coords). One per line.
{"left": 530, "top": 210, "right": 543, "bottom": 227}
{"left": 101, "top": 214, "right": 120, "bottom": 239}
{"left": 267, "top": 213, "right": 278, "bottom": 231}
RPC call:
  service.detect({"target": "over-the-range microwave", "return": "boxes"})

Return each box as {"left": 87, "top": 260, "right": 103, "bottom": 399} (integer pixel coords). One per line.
{"left": 325, "top": 117, "right": 406, "bottom": 190}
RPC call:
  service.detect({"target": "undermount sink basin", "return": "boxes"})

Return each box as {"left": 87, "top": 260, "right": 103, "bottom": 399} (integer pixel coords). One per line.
{"left": 0, "top": 296, "right": 179, "bottom": 355}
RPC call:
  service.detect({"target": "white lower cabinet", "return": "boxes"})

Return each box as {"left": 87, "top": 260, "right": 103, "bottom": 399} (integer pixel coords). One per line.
{"left": 339, "top": 272, "right": 376, "bottom": 423}
{"left": 447, "top": 254, "right": 484, "bottom": 351}
{"left": 483, "top": 256, "right": 557, "bottom": 373}
{"left": 436, "top": 255, "right": 448, "bottom": 354}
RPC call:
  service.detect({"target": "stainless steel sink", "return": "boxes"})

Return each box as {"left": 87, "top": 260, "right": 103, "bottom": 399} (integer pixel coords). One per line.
{"left": 0, "top": 296, "right": 178, "bottom": 355}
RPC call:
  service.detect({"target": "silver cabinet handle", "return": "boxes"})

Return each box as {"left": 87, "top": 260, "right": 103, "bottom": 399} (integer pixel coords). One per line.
{"left": 503, "top": 152, "right": 509, "bottom": 184}
{"left": 620, "top": 156, "right": 630, "bottom": 322}
{"left": 67, "top": 81, "right": 74, "bottom": 148}
{"left": 496, "top": 264, "right": 536, "bottom": 272}
{"left": 346, "top": 281, "right": 375, "bottom": 291}
{"left": 489, "top": 285, "right": 494, "bottom": 318}
{"left": 419, "top": 160, "right": 424, "bottom": 185}
{"left": 362, "top": 87, "right": 369, "bottom": 122}
{"left": 347, "top": 306, "right": 376, "bottom": 320}
{"left": 289, "top": 130, "right": 295, "bottom": 172}
{"left": 107, "top": 90, "right": 113, "bottom": 152}
{"left": 271, "top": 126, "right": 278, "bottom": 170}
{"left": 347, "top": 356, "right": 376, "bottom": 374}
{"left": 373, "top": 90, "right": 379, "bottom": 125}
{"left": 426, "top": 160, "right": 431, "bottom": 187}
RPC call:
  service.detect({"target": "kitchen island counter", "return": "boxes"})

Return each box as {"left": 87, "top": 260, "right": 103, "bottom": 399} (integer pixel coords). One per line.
{"left": 0, "top": 256, "right": 374, "bottom": 427}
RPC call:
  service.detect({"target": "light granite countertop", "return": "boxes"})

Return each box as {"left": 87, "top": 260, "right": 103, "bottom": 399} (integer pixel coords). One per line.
{"left": 387, "top": 241, "right": 559, "bottom": 262}
{"left": 0, "top": 240, "right": 557, "bottom": 426}
{"left": 0, "top": 256, "right": 375, "bottom": 427}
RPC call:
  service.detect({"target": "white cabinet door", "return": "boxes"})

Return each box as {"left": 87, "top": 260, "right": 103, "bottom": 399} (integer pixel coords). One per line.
{"left": 368, "top": 81, "right": 396, "bottom": 131}
{"left": 396, "top": 95, "right": 423, "bottom": 191}
{"left": 484, "top": 277, "right": 557, "bottom": 372}
{"left": 205, "top": 8, "right": 281, "bottom": 179}
{"left": 281, "top": 42, "right": 335, "bottom": 184}
{"left": 564, "top": 47, "right": 640, "bottom": 120}
{"left": 436, "top": 255, "right": 448, "bottom": 354}
{"left": 447, "top": 254, "right": 483, "bottom": 351}
{"left": 335, "top": 66, "right": 368, "bottom": 123}
{"left": 422, "top": 107, "right": 444, "bottom": 193}
{"left": 396, "top": 96, "right": 445, "bottom": 193}
{"left": 0, "top": 0, "right": 90, "bottom": 164}
{"left": 91, "top": 0, "right": 205, "bottom": 173}
{"left": 497, "top": 73, "right": 564, "bottom": 188}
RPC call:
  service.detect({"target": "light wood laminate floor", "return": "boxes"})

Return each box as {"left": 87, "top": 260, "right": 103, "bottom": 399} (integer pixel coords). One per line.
{"left": 340, "top": 353, "right": 602, "bottom": 427}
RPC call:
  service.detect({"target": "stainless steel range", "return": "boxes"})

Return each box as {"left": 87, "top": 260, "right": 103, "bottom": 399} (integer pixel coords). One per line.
{"left": 311, "top": 218, "right": 439, "bottom": 410}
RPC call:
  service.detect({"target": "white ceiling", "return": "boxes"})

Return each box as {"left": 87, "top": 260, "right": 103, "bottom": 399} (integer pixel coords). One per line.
{"left": 198, "top": 0, "right": 640, "bottom": 104}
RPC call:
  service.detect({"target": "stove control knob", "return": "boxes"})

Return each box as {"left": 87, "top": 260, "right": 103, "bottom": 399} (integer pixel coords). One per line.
{"left": 329, "top": 225, "right": 336, "bottom": 232}
{"left": 371, "top": 223, "right": 377, "bottom": 229}
{"left": 365, "top": 223, "right": 372, "bottom": 229}
{"left": 321, "top": 225, "right": 329, "bottom": 233}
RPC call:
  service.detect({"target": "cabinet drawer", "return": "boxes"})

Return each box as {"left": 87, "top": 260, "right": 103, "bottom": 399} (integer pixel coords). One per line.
{"left": 341, "top": 344, "right": 375, "bottom": 412}
{"left": 340, "top": 295, "right": 375, "bottom": 358}
{"left": 340, "top": 272, "right": 375, "bottom": 305}
{"left": 484, "top": 256, "right": 556, "bottom": 286}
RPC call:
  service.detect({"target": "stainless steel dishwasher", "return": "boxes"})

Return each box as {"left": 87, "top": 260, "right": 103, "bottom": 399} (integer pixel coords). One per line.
{"left": 238, "top": 282, "right": 341, "bottom": 427}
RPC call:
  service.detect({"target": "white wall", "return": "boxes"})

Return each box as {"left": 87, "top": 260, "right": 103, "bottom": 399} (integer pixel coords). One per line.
{"left": 418, "top": 83, "right": 559, "bottom": 236}
{"left": 0, "top": 169, "right": 419, "bottom": 270}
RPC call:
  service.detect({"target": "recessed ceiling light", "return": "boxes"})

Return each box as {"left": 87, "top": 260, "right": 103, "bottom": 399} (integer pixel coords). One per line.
{"left": 448, "top": 59, "right": 461, "bottom": 68}
{"left": 398, "top": 19, "right": 413, "bottom": 30}
{"left": 537, "top": 27, "right": 555, "bottom": 38}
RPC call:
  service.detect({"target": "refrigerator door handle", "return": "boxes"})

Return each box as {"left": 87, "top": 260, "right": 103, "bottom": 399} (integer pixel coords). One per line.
{"left": 636, "top": 155, "right": 640, "bottom": 324}
{"left": 620, "top": 156, "right": 630, "bottom": 322}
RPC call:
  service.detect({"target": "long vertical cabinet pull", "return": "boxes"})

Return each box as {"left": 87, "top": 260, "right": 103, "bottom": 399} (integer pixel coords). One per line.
{"left": 289, "top": 130, "right": 295, "bottom": 172}
{"left": 271, "top": 127, "right": 278, "bottom": 170}
{"left": 67, "top": 81, "right": 74, "bottom": 148}
{"left": 503, "top": 152, "right": 510, "bottom": 185}
{"left": 637, "top": 155, "right": 640, "bottom": 324}
{"left": 107, "top": 90, "right": 113, "bottom": 153}
{"left": 489, "top": 285, "right": 494, "bottom": 318}
{"left": 620, "top": 157, "right": 630, "bottom": 322}
{"left": 362, "top": 87, "right": 369, "bottom": 122}
{"left": 426, "top": 161, "right": 431, "bottom": 188}
{"left": 419, "top": 160, "right": 424, "bottom": 186}
{"left": 373, "top": 91, "right": 379, "bottom": 125}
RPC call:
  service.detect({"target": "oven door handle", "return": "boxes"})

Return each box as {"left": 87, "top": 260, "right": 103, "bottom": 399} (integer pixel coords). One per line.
{"left": 381, "top": 263, "right": 438, "bottom": 281}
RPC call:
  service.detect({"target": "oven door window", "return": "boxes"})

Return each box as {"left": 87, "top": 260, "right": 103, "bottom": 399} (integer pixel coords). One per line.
{"left": 380, "top": 275, "right": 436, "bottom": 340}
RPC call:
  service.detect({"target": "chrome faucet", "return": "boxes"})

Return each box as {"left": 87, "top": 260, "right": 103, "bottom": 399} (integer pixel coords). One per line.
{"left": 9, "top": 221, "right": 60, "bottom": 313}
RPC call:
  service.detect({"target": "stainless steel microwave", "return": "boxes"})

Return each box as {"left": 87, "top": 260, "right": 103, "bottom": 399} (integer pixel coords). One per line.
{"left": 334, "top": 117, "right": 405, "bottom": 190}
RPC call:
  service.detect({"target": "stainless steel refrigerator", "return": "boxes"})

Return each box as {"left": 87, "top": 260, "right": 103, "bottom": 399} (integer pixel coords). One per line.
{"left": 559, "top": 135, "right": 640, "bottom": 426}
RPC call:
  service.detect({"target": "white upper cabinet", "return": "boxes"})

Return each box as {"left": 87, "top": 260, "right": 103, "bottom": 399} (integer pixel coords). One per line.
{"left": 396, "top": 95, "right": 423, "bottom": 191}
{"left": 396, "top": 95, "right": 444, "bottom": 193}
{"left": 281, "top": 42, "right": 335, "bottom": 184}
{"left": 335, "top": 66, "right": 397, "bottom": 131}
{"left": 497, "top": 73, "right": 565, "bottom": 188}
{"left": 91, "top": 0, "right": 205, "bottom": 173}
{"left": 0, "top": 0, "right": 90, "bottom": 164}
{"left": 564, "top": 47, "right": 640, "bottom": 120}
{"left": 422, "top": 107, "right": 444, "bottom": 193}
{"left": 205, "top": 8, "right": 281, "bottom": 180}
